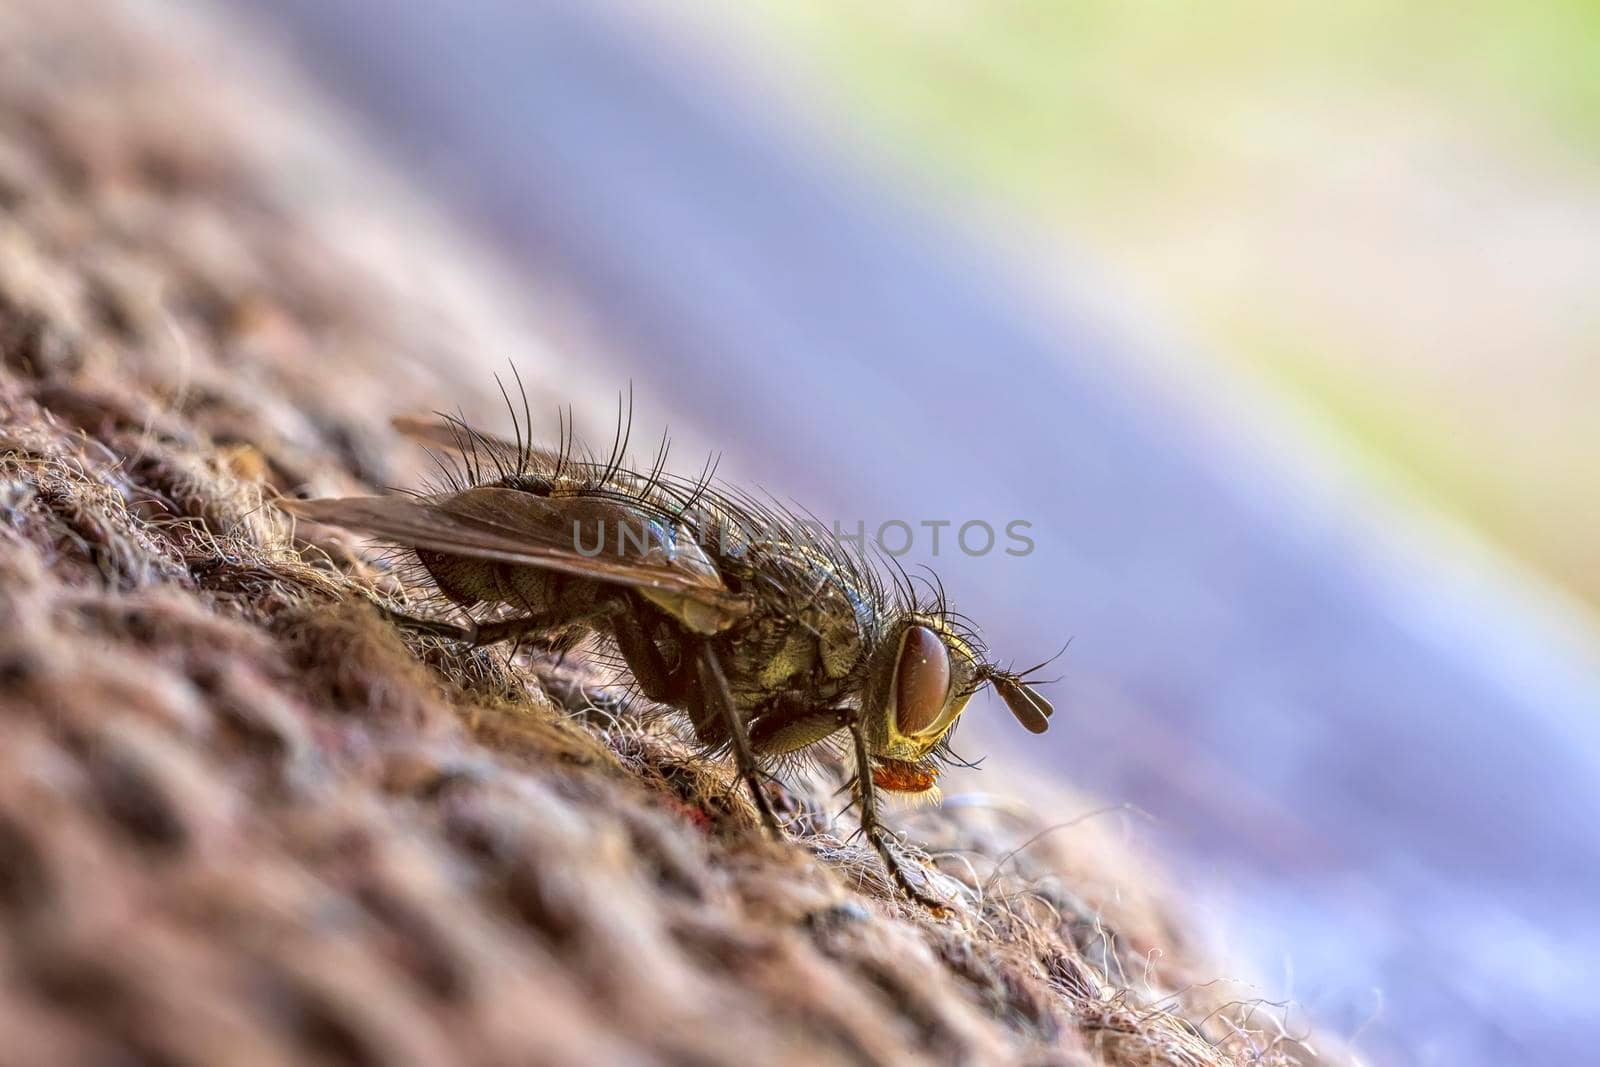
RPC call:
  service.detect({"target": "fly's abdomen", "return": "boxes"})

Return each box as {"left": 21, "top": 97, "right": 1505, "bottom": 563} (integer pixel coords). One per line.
{"left": 414, "top": 548, "right": 498, "bottom": 606}
{"left": 415, "top": 550, "right": 563, "bottom": 613}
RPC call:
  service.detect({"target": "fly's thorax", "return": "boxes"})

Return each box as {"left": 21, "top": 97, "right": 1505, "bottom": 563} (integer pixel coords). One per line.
{"left": 861, "top": 613, "right": 980, "bottom": 761}
{"left": 721, "top": 608, "right": 816, "bottom": 708}
{"left": 716, "top": 585, "right": 865, "bottom": 715}
{"left": 709, "top": 537, "right": 873, "bottom": 701}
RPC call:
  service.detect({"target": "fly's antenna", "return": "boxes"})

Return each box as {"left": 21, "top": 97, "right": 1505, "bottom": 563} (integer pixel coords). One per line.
{"left": 976, "top": 639, "right": 1071, "bottom": 690}
{"left": 1010, "top": 639, "right": 1072, "bottom": 683}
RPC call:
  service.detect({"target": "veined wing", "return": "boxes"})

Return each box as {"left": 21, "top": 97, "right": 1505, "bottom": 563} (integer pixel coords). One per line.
{"left": 283, "top": 486, "right": 751, "bottom": 632}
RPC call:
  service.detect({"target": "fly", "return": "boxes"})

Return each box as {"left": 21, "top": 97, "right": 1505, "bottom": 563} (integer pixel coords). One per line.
{"left": 282, "top": 385, "right": 1056, "bottom": 909}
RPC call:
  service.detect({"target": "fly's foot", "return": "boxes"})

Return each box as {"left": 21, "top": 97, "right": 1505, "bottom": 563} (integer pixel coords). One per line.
{"left": 743, "top": 770, "right": 783, "bottom": 837}
{"left": 865, "top": 822, "right": 950, "bottom": 912}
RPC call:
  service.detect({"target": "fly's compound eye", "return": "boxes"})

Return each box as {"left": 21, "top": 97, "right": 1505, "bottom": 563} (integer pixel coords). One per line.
{"left": 893, "top": 624, "right": 952, "bottom": 736}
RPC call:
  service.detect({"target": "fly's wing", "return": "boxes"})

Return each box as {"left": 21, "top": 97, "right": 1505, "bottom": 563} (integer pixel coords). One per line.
{"left": 392, "top": 415, "right": 565, "bottom": 475}
{"left": 283, "top": 486, "right": 751, "bottom": 633}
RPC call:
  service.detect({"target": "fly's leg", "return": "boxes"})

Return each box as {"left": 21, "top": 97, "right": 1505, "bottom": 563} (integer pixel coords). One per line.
{"left": 381, "top": 604, "right": 595, "bottom": 648}
{"left": 471, "top": 614, "right": 569, "bottom": 647}
{"left": 608, "top": 602, "right": 696, "bottom": 705}
{"left": 749, "top": 703, "right": 853, "bottom": 755}
{"left": 849, "top": 721, "right": 947, "bottom": 911}
{"left": 695, "top": 641, "right": 782, "bottom": 835}
{"left": 379, "top": 604, "right": 480, "bottom": 642}
{"left": 607, "top": 607, "right": 777, "bottom": 833}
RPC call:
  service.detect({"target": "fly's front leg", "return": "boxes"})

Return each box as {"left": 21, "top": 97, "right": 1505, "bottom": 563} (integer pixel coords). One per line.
{"left": 695, "top": 641, "right": 782, "bottom": 835}
{"left": 849, "top": 721, "right": 947, "bottom": 911}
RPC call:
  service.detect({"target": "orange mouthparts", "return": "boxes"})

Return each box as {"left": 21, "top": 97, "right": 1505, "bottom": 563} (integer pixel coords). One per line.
{"left": 870, "top": 759, "right": 939, "bottom": 794}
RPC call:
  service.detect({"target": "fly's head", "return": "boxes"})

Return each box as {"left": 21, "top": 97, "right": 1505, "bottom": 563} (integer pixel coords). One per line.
{"left": 861, "top": 612, "right": 1055, "bottom": 794}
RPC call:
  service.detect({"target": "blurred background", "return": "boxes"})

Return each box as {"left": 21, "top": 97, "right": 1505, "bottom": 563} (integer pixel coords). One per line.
{"left": 753, "top": 0, "right": 1600, "bottom": 610}
{"left": 218, "top": 2, "right": 1600, "bottom": 1064}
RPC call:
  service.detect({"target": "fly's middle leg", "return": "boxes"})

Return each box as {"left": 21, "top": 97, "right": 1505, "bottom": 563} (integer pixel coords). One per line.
{"left": 606, "top": 605, "right": 778, "bottom": 833}
{"left": 607, "top": 601, "right": 698, "bottom": 706}
{"left": 694, "top": 641, "right": 782, "bottom": 835}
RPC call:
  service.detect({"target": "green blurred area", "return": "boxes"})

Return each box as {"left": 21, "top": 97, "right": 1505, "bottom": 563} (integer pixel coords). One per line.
{"left": 749, "top": 0, "right": 1600, "bottom": 609}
